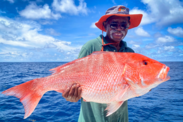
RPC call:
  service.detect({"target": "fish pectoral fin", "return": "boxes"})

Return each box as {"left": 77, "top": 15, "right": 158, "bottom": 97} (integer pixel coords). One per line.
{"left": 114, "top": 84, "right": 129, "bottom": 101}
{"left": 105, "top": 101, "right": 124, "bottom": 116}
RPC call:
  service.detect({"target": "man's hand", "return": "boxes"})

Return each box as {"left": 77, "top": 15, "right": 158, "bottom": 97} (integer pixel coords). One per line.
{"left": 62, "top": 83, "right": 82, "bottom": 102}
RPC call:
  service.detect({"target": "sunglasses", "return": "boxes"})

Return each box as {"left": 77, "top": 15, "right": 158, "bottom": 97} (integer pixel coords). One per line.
{"left": 110, "top": 22, "right": 130, "bottom": 30}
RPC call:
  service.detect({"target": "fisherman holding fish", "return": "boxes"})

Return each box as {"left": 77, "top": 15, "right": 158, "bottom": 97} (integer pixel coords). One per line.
{"left": 62, "top": 5, "right": 143, "bottom": 122}
{"left": 2, "top": 5, "right": 170, "bottom": 121}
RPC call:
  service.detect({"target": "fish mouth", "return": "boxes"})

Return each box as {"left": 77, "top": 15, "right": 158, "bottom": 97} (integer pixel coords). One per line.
{"left": 157, "top": 66, "right": 170, "bottom": 82}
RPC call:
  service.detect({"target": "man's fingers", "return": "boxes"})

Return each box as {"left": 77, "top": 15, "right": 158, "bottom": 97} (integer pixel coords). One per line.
{"left": 62, "top": 87, "right": 70, "bottom": 98}
{"left": 62, "top": 83, "right": 82, "bottom": 102}
{"left": 78, "top": 87, "right": 82, "bottom": 99}
{"left": 68, "top": 84, "right": 76, "bottom": 96}
{"left": 74, "top": 84, "right": 80, "bottom": 97}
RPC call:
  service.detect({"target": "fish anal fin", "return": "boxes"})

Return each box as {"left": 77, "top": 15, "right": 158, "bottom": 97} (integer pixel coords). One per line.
{"left": 83, "top": 99, "right": 87, "bottom": 102}
{"left": 105, "top": 101, "right": 124, "bottom": 116}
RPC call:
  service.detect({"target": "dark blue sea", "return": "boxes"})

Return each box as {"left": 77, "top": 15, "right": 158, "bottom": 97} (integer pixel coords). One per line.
{"left": 0, "top": 62, "right": 183, "bottom": 122}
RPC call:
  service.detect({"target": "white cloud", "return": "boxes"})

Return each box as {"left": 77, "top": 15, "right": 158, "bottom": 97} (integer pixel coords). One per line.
{"left": 45, "top": 28, "right": 61, "bottom": 36}
{"left": 156, "top": 36, "right": 175, "bottom": 43}
{"left": 132, "top": 44, "right": 140, "bottom": 49}
{"left": 90, "top": 22, "right": 97, "bottom": 28}
{"left": 141, "top": 0, "right": 183, "bottom": 26}
{"left": 167, "top": 27, "right": 183, "bottom": 38}
{"left": 111, "top": 0, "right": 116, "bottom": 4}
{"left": 36, "top": 0, "right": 43, "bottom": 2}
{"left": 135, "top": 27, "right": 150, "bottom": 37}
{"left": 130, "top": 9, "right": 156, "bottom": 25}
{"left": 154, "top": 33, "right": 163, "bottom": 38}
{"left": 0, "top": 10, "right": 6, "bottom": 14}
{"left": 52, "top": 0, "right": 88, "bottom": 15}
{"left": 0, "top": 47, "right": 27, "bottom": 57}
{"left": 19, "top": 3, "right": 61, "bottom": 20}
{"left": 6, "top": 0, "right": 14, "bottom": 3}
{"left": 131, "top": 0, "right": 183, "bottom": 26}
{"left": 0, "top": 17, "right": 82, "bottom": 62}
{"left": 39, "top": 20, "right": 53, "bottom": 25}
{"left": 0, "top": 47, "right": 34, "bottom": 62}
{"left": 164, "top": 46, "right": 174, "bottom": 51}
{"left": 55, "top": 41, "right": 78, "bottom": 51}
{"left": 0, "top": 37, "right": 30, "bottom": 47}
{"left": 0, "top": 17, "right": 81, "bottom": 53}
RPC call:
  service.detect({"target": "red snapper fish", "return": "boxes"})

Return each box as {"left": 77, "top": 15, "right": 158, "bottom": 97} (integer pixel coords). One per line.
{"left": 2, "top": 51, "right": 170, "bottom": 119}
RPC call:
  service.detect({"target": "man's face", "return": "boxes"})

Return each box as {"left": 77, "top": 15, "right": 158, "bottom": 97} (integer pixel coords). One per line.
{"left": 104, "top": 16, "right": 130, "bottom": 42}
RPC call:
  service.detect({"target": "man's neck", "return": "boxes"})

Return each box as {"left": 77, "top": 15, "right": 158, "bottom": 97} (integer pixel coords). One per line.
{"left": 104, "top": 36, "right": 121, "bottom": 51}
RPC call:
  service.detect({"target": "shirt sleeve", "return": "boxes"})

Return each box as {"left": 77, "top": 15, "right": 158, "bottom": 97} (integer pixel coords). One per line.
{"left": 78, "top": 46, "right": 91, "bottom": 59}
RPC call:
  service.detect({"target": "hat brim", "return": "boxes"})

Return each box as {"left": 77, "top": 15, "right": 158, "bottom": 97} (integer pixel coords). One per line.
{"left": 95, "top": 14, "right": 143, "bottom": 32}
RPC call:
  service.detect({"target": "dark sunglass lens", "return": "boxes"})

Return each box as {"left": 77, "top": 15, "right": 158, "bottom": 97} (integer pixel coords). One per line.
{"left": 121, "top": 23, "right": 129, "bottom": 29}
{"left": 110, "top": 24, "right": 118, "bottom": 29}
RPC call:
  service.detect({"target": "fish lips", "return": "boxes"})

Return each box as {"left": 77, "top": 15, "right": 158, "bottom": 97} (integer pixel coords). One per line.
{"left": 157, "top": 66, "right": 170, "bottom": 82}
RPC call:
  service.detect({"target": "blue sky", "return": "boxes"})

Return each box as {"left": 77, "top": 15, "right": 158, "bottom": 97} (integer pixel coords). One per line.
{"left": 0, "top": 0, "right": 183, "bottom": 62}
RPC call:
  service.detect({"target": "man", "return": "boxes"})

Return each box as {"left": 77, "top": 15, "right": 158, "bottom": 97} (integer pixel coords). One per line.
{"left": 62, "top": 5, "right": 142, "bottom": 122}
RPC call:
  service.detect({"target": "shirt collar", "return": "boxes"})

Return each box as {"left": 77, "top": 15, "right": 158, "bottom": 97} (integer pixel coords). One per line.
{"left": 99, "top": 34, "right": 127, "bottom": 50}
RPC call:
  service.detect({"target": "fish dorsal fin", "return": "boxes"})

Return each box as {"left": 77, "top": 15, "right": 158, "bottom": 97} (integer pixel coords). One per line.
{"left": 50, "top": 51, "right": 106, "bottom": 74}
{"left": 50, "top": 51, "right": 111, "bottom": 74}
{"left": 91, "top": 51, "right": 110, "bottom": 55}
{"left": 50, "top": 62, "right": 72, "bottom": 74}
{"left": 49, "top": 59, "right": 80, "bottom": 74}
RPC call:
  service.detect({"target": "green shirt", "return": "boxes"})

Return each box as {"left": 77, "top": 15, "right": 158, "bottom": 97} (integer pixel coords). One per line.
{"left": 78, "top": 35, "right": 134, "bottom": 122}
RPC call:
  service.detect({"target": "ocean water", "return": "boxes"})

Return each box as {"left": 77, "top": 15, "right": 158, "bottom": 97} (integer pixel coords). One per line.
{"left": 0, "top": 62, "right": 182, "bottom": 122}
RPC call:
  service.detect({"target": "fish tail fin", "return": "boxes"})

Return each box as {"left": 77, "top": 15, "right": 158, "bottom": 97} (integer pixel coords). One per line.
{"left": 2, "top": 78, "right": 45, "bottom": 119}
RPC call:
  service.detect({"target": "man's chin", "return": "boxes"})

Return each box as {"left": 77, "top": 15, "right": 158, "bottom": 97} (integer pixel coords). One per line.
{"left": 112, "top": 37, "right": 123, "bottom": 42}
{"left": 112, "top": 35, "right": 124, "bottom": 41}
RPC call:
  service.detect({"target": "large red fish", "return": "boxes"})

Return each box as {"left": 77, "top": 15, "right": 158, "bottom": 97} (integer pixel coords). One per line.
{"left": 2, "top": 51, "right": 170, "bottom": 119}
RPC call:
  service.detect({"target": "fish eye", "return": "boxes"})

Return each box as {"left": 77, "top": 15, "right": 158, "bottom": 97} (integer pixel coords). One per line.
{"left": 143, "top": 60, "right": 148, "bottom": 65}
